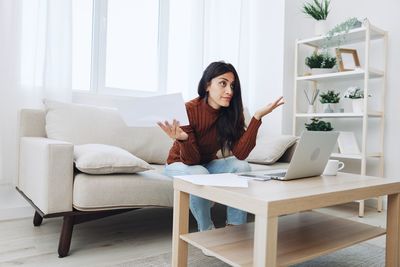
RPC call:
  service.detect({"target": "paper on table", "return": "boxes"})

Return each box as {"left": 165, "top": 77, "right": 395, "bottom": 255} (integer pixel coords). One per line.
{"left": 174, "top": 173, "right": 248, "bottom": 188}
{"left": 118, "top": 93, "right": 189, "bottom": 127}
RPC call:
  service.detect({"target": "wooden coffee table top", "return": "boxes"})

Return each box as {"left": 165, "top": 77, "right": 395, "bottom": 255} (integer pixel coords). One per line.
{"left": 174, "top": 172, "right": 400, "bottom": 216}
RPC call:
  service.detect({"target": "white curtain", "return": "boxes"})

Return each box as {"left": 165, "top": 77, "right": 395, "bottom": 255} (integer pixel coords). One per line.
{"left": 0, "top": 0, "right": 72, "bottom": 186}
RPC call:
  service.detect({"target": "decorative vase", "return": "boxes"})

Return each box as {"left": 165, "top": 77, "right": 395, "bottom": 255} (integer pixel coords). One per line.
{"left": 307, "top": 104, "right": 316, "bottom": 114}
{"left": 315, "top": 20, "right": 328, "bottom": 36}
{"left": 322, "top": 103, "right": 336, "bottom": 113}
{"left": 352, "top": 98, "right": 364, "bottom": 113}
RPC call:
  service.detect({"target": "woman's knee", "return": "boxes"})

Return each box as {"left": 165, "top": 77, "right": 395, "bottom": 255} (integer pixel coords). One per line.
{"left": 227, "top": 157, "right": 251, "bottom": 173}
{"left": 164, "top": 162, "right": 209, "bottom": 176}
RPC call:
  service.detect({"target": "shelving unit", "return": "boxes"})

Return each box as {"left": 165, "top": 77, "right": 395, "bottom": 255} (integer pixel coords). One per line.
{"left": 293, "top": 21, "right": 388, "bottom": 217}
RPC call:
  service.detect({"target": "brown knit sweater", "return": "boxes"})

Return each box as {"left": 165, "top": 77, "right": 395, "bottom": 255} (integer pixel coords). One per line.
{"left": 166, "top": 97, "right": 262, "bottom": 165}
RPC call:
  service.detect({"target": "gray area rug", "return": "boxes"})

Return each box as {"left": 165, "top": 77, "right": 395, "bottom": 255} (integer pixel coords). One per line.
{"left": 115, "top": 243, "right": 385, "bottom": 267}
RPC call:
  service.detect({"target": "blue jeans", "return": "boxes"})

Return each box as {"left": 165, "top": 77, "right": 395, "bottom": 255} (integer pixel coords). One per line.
{"left": 164, "top": 156, "right": 251, "bottom": 231}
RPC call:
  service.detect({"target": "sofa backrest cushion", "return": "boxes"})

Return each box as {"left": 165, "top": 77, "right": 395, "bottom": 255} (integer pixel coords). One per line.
{"left": 44, "top": 99, "right": 172, "bottom": 164}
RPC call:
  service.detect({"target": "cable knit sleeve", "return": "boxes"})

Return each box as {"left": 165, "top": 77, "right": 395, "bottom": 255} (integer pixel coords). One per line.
{"left": 231, "top": 117, "right": 262, "bottom": 160}
{"left": 176, "top": 125, "right": 201, "bottom": 165}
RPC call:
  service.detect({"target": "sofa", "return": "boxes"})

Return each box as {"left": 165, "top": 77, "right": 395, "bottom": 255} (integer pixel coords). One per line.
{"left": 16, "top": 99, "right": 297, "bottom": 257}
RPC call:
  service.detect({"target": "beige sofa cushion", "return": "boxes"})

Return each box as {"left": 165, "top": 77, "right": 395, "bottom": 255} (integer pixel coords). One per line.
{"left": 73, "top": 168, "right": 173, "bottom": 211}
{"left": 44, "top": 99, "right": 173, "bottom": 164}
{"left": 74, "top": 144, "right": 153, "bottom": 174}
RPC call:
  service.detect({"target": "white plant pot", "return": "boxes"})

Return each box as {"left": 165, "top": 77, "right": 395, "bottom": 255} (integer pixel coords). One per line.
{"left": 315, "top": 20, "right": 328, "bottom": 36}
{"left": 352, "top": 99, "right": 364, "bottom": 113}
{"left": 310, "top": 68, "right": 335, "bottom": 75}
{"left": 322, "top": 103, "right": 337, "bottom": 113}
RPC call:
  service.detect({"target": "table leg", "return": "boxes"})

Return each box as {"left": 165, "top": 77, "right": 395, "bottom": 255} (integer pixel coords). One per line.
{"left": 172, "top": 189, "right": 189, "bottom": 267}
{"left": 253, "top": 215, "right": 278, "bottom": 267}
{"left": 386, "top": 193, "right": 400, "bottom": 266}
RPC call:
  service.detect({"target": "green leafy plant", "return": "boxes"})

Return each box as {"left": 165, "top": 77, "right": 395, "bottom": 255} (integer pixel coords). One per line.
{"left": 344, "top": 86, "right": 370, "bottom": 99}
{"left": 305, "top": 118, "right": 333, "bottom": 131}
{"left": 319, "top": 90, "right": 340, "bottom": 103}
{"left": 305, "top": 51, "right": 336, "bottom": 69}
{"left": 323, "top": 17, "right": 363, "bottom": 49}
{"left": 302, "top": 0, "right": 330, "bottom": 21}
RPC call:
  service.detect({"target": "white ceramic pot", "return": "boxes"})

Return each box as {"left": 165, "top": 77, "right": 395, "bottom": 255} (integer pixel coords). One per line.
{"left": 315, "top": 20, "right": 328, "bottom": 36}
{"left": 322, "top": 103, "right": 336, "bottom": 113}
{"left": 310, "top": 68, "right": 335, "bottom": 75}
{"left": 352, "top": 98, "right": 364, "bottom": 113}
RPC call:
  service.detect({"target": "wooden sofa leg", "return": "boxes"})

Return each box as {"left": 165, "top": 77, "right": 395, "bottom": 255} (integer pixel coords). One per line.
{"left": 33, "top": 211, "right": 43, "bottom": 226}
{"left": 58, "top": 215, "right": 75, "bottom": 258}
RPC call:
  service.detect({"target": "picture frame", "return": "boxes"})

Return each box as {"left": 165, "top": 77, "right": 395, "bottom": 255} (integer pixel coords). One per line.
{"left": 337, "top": 131, "right": 360, "bottom": 155}
{"left": 335, "top": 48, "right": 361, "bottom": 71}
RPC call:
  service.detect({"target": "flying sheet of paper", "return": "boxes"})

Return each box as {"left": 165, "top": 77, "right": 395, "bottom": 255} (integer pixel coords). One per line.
{"left": 118, "top": 93, "right": 189, "bottom": 127}
{"left": 174, "top": 173, "right": 249, "bottom": 188}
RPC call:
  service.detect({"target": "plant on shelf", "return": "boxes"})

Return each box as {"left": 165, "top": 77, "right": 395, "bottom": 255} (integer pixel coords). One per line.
{"left": 305, "top": 118, "right": 333, "bottom": 131}
{"left": 323, "top": 17, "right": 364, "bottom": 50}
{"left": 302, "top": 0, "right": 330, "bottom": 21}
{"left": 302, "top": 0, "right": 331, "bottom": 35}
{"left": 305, "top": 51, "right": 336, "bottom": 75}
{"left": 344, "top": 86, "right": 370, "bottom": 113}
{"left": 320, "top": 90, "right": 340, "bottom": 103}
{"left": 343, "top": 86, "right": 369, "bottom": 99}
{"left": 319, "top": 90, "right": 340, "bottom": 113}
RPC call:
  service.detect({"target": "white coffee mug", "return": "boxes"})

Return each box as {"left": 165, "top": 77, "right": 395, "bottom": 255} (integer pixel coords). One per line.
{"left": 323, "top": 159, "right": 345, "bottom": 176}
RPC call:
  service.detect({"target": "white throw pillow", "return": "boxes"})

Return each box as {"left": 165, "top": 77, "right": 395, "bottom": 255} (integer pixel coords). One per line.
{"left": 247, "top": 135, "right": 298, "bottom": 165}
{"left": 74, "top": 144, "right": 154, "bottom": 174}
{"left": 43, "top": 99, "right": 172, "bottom": 164}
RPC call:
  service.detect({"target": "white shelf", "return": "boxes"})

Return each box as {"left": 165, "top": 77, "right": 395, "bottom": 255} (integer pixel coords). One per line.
{"left": 293, "top": 24, "right": 387, "bottom": 217}
{"left": 296, "top": 68, "right": 384, "bottom": 82}
{"left": 331, "top": 153, "right": 382, "bottom": 160}
{"left": 297, "top": 25, "right": 385, "bottom": 48}
{"left": 296, "top": 112, "right": 383, "bottom": 118}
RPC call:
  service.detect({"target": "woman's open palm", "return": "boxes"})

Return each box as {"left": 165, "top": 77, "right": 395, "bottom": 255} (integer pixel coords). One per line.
{"left": 254, "top": 96, "right": 285, "bottom": 120}
{"left": 157, "top": 119, "right": 189, "bottom": 141}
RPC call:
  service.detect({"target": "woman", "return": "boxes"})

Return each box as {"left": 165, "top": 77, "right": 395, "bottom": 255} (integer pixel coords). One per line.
{"left": 158, "top": 61, "right": 284, "bottom": 232}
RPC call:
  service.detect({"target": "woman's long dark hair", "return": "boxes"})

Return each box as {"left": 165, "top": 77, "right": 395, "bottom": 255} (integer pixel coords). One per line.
{"left": 198, "top": 61, "right": 245, "bottom": 156}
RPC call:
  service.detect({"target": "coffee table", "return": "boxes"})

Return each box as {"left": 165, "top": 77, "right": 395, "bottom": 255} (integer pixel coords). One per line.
{"left": 171, "top": 172, "right": 400, "bottom": 266}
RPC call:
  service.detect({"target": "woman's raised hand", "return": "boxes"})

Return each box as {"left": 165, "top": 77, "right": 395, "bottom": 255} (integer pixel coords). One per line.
{"left": 254, "top": 96, "right": 285, "bottom": 120}
{"left": 157, "top": 119, "right": 189, "bottom": 141}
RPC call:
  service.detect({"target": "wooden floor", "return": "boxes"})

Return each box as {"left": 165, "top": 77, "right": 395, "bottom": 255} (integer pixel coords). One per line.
{"left": 0, "top": 203, "right": 386, "bottom": 267}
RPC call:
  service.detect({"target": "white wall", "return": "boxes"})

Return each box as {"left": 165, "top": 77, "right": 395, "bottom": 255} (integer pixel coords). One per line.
{"left": 282, "top": 0, "right": 400, "bottom": 183}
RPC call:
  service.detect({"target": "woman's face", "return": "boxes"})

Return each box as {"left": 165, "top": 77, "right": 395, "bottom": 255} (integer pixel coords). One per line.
{"left": 206, "top": 72, "right": 234, "bottom": 109}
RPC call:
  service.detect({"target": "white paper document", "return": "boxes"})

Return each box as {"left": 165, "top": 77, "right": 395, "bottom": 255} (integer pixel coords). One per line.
{"left": 118, "top": 93, "right": 189, "bottom": 127}
{"left": 174, "top": 173, "right": 249, "bottom": 188}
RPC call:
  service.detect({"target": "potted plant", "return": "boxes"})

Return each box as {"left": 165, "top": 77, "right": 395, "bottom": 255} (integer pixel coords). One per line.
{"left": 302, "top": 0, "right": 331, "bottom": 35}
{"left": 305, "top": 118, "right": 333, "bottom": 131}
{"left": 344, "top": 86, "right": 370, "bottom": 113}
{"left": 324, "top": 17, "right": 364, "bottom": 49}
{"left": 319, "top": 90, "right": 340, "bottom": 113}
{"left": 305, "top": 51, "right": 336, "bottom": 75}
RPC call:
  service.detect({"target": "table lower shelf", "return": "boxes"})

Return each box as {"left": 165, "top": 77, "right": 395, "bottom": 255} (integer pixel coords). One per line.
{"left": 180, "top": 211, "right": 385, "bottom": 267}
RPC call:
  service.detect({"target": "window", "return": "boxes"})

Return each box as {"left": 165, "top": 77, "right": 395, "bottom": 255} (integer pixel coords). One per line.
{"left": 72, "top": 0, "right": 166, "bottom": 94}
{"left": 72, "top": 0, "right": 93, "bottom": 91}
{"left": 71, "top": 0, "right": 242, "bottom": 97}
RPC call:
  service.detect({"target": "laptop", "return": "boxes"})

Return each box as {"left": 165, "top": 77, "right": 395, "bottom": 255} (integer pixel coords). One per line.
{"left": 241, "top": 131, "right": 339, "bottom": 181}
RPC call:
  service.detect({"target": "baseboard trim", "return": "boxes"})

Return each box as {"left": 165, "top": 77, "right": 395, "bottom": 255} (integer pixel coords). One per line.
{"left": 0, "top": 205, "right": 34, "bottom": 221}
{"left": 0, "top": 184, "right": 34, "bottom": 221}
